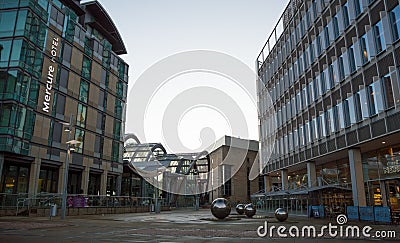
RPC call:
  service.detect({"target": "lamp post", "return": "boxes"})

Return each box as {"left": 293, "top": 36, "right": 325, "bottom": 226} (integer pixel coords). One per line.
{"left": 60, "top": 115, "right": 81, "bottom": 220}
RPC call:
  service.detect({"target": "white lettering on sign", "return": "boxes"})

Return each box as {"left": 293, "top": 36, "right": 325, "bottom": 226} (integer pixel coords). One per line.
{"left": 43, "top": 37, "right": 59, "bottom": 113}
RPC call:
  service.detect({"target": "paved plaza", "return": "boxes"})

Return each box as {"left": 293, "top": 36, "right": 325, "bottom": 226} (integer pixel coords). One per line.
{"left": 0, "top": 209, "right": 399, "bottom": 242}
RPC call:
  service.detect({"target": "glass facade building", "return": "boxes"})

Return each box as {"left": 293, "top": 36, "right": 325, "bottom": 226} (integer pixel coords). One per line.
{"left": 0, "top": 0, "right": 128, "bottom": 204}
{"left": 257, "top": 0, "right": 400, "bottom": 214}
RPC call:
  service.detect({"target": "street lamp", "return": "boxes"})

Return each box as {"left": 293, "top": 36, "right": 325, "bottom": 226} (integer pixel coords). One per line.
{"left": 60, "top": 115, "right": 81, "bottom": 220}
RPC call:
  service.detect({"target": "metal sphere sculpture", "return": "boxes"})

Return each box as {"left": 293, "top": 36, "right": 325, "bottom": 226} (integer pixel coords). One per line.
{"left": 275, "top": 208, "right": 288, "bottom": 222}
{"left": 211, "top": 198, "right": 231, "bottom": 219}
{"left": 244, "top": 203, "right": 256, "bottom": 218}
{"left": 236, "top": 204, "right": 245, "bottom": 215}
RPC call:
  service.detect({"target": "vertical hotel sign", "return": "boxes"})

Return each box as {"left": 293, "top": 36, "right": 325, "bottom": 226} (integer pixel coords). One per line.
{"left": 42, "top": 33, "right": 59, "bottom": 113}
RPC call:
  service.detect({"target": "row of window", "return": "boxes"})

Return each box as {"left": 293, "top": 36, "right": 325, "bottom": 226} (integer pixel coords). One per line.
{"left": 263, "top": 69, "right": 397, "bottom": 157}
{"left": 260, "top": 3, "right": 400, "bottom": 131}
{"left": 260, "top": 0, "right": 392, "bottom": 103}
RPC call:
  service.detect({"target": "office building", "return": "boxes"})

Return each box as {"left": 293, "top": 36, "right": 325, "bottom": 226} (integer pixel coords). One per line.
{"left": 256, "top": 0, "right": 400, "bottom": 213}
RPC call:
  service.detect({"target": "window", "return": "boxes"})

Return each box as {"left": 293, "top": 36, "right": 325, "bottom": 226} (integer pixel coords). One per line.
{"left": 0, "top": 11, "right": 17, "bottom": 38}
{"left": 315, "top": 35, "right": 322, "bottom": 56}
{"left": 323, "top": 67, "right": 332, "bottom": 91}
{"left": 390, "top": 5, "right": 400, "bottom": 42}
{"left": 112, "top": 141, "right": 120, "bottom": 162}
{"left": 55, "top": 93, "right": 65, "bottom": 117}
{"left": 342, "top": 2, "right": 350, "bottom": 28}
{"left": 324, "top": 26, "right": 330, "bottom": 48}
{"left": 354, "top": 0, "right": 363, "bottom": 17}
{"left": 319, "top": 113, "right": 327, "bottom": 138}
{"left": 347, "top": 95, "right": 357, "bottom": 125}
{"left": 368, "top": 80, "right": 385, "bottom": 115}
{"left": 94, "top": 135, "right": 103, "bottom": 156}
{"left": 327, "top": 108, "right": 335, "bottom": 134}
{"left": 79, "top": 80, "right": 89, "bottom": 103}
{"left": 62, "top": 43, "right": 72, "bottom": 64}
{"left": 348, "top": 45, "right": 356, "bottom": 73}
{"left": 382, "top": 74, "right": 395, "bottom": 109}
{"left": 96, "top": 111, "right": 105, "bottom": 133}
{"left": 100, "top": 68, "right": 108, "bottom": 88}
{"left": 312, "top": 117, "right": 319, "bottom": 140}
{"left": 76, "top": 103, "right": 87, "bottom": 128}
{"left": 359, "top": 88, "right": 369, "bottom": 119}
{"left": 58, "top": 67, "right": 69, "bottom": 91}
{"left": 74, "top": 128, "right": 85, "bottom": 153}
{"left": 343, "top": 99, "right": 351, "bottom": 127}
{"left": 374, "top": 21, "right": 386, "bottom": 53}
{"left": 337, "top": 102, "right": 345, "bottom": 130}
{"left": 359, "top": 34, "right": 370, "bottom": 64}
{"left": 0, "top": 40, "right": 12, "bottom": 68}
{"left": 15, "top": 10, "right": 27, "bottom": 36}
{"left": 50, "top": 120, "right": 62, "bottom": 144}
{"left": 308, "top": 82, "right": 315, "bottom": 102}
{"left": 329, "top": 61, "right": 339, "bottom": 85}
{"left": 81, "top": 56, "right": 91, "bottom": 80}
{"left": 114, "top": 120, "right": 121, "bottom": 140}
{"left": 0, "top": 165, "right": 29, "bottom": 193}
{"left": 38, "top": 167, "right": 58, "bottom": 193}
{"left": 50, "top": 5, "right": 64, "bottom": 29}
{"left": 333, "top": 15, "right": 340, "bottom": 39}
{"left": 114, "top": 97, "right": 123, "bottom": 118}
{"left": 338, "top": 55, "right": 345, "bottom": 81}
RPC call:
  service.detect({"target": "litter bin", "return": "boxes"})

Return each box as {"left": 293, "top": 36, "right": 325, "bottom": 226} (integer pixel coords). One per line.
{"left": 50, "top": 204, "right": 57, "bottom": 217}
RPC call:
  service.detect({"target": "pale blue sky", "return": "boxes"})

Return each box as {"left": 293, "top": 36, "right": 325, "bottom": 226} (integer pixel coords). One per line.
{"left": 98, "top": 0, "right": 290, "bottom": 147}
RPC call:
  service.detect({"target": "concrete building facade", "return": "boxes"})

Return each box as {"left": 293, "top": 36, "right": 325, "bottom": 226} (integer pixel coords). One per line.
{"left": 257, "top": 0, "right": 400, "bottom": 214}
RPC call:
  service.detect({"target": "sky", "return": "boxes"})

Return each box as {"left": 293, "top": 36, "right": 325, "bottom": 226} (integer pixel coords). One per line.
{"left": 98, "top": 0, "right": 290, "bottom": 152}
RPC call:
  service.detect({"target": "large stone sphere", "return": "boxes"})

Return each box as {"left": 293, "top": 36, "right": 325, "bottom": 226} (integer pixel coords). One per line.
{"left": 211, "top": 198, "right": 231, "bottom": 219}
{"left": 275, "top": 208, "right": 288, "bottom": 222}
{"left": 244, "top": 203, "right": 256, "bottom": 218}
{"left": 236, "top": 204, "right": 245, "bottom": 215}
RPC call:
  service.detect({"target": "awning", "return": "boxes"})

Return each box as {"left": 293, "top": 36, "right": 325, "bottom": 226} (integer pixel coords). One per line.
{"left": 251, "top": 184, "right": 352, "bottom": 198}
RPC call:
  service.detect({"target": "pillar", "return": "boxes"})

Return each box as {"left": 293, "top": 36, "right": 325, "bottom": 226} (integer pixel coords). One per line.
{"left": 28, "top": 158, "right": 41, "bottom": 196}
{"left": 0, "top": 153, "right": 4, "bottom": 182}
{"left": 81, "top": 166, "right": 90, "bottom": 195}
{"left": 281, "top": 169, "right": 288, "bottom": 191}
{"left": 379, "top": 181, "right": 388, "bottom": 207}
{"left": 116, "top": 175, "right": 122, "bottom": 196}
{"left": 307, "top": 161, "right": 317, "bottom": 188}
{"left": 58, "top": 158, "right": 66, "bottom": 194}
{"left": 264, "top": 175, "right": 272, "bottom": 193}
{"left": 349, "top": 149, "right": 367, "bottom": 206}
{"left": 100, "top": 170, "right": 108, "bottom": 195}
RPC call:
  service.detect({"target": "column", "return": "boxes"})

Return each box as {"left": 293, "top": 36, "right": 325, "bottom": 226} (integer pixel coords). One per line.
{"left": 116, "top": 175, "right": 122, "bottom": 196}
{"left": 264, "top": 175, "right": 272, "bottom": 193}
{"left": 307, "top": 161, "right": 317, "bottom": 188}
{"left": 100, "top": 170, "right": 108, "bottom": 195}
{"left": 349, "top": 149, "right": 367, "bottom": 206}
{"left": 81, "top": 166, "right": 90, "bottom": 195}
{"left": 58, "top": 159, "right": 66, "bottom": 194}
{"left": 281, "top": 169, "right": 288, "bottom": 191}
{"left": 379, "top": 181, "right": 388, "bottom": 207}
{"left": 28, "top": 158, "right": 41, "bottom": 196}
{"left": 0, "top": 153, "right": 4, "bottom": 182}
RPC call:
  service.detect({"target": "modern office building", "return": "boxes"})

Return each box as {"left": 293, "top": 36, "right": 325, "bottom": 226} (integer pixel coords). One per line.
{"left": 257, "top": 0, "right": 400, "bottom": 214}
{"left": 0, "top": 0, "right": 128, "bottom": 204}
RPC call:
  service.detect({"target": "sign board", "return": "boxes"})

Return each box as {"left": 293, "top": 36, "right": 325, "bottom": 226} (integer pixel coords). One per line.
{"left": 359, "top": 206, "right": 374, "bottom": 221}
{"left": 42, "top": 31, "right": 60, "bottom": 113}
{"left": 374, "top": 207, "right": 391, "bottom": 223}
{"left": 346, "top": 206, "right": 359, "bottom": 220}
